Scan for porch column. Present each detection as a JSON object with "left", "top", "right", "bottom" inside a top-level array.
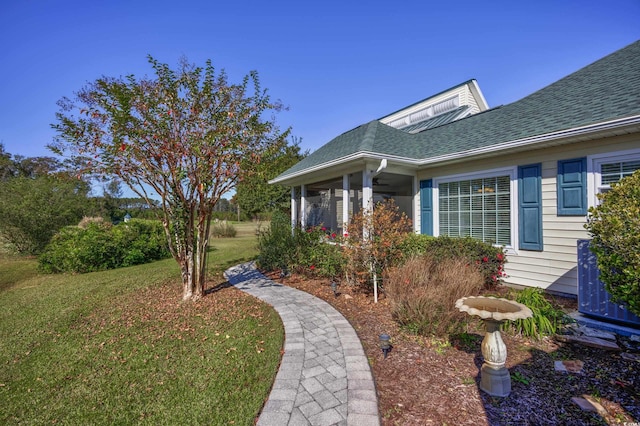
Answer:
[
  {"left": 362, "top": 166, "right": 374, "bottom": 212},
  {"left": 291, "top": 187, "right": 298, "bottom": 232},
  {"left": 300, "top": 184, "right": 307, "bottom": 228},
  {"left": 342, "top": 174, "right": 350, "bottom": 235},
  {"left": 413, "top": 175, "right": 419, "bottom": 233},
  {"left": 363, "top": 165, "right": 377, "bottom": 303},
  {"left": 329, "top": 188, "right": 337, "bottom": 231}
]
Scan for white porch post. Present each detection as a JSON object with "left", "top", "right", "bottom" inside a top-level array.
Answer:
[
  {"left": 342, "top": 174, "right": 350, "bottom": 236},
  {"left": 362, "top": 166, "right": 374, "bottom": 212},
  {"left": 329, "top": 188, "right": 337, "bottom": 231},
  {"left": 413, "top": 175, "right": 419, "bottom": 234},
  {"left": 291, "top": 187, "right": 298, "bottom": 234},
  {"left": 300, "top": 184, "right": 307, "bottom": 228},
  {"left": 362, "top": 165, "right": 378, "bottom": 303}
]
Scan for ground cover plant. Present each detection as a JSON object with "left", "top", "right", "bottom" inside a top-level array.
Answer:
[
  {"left": 503, "top": 287, "right": 570, "bottom": 339},
  {"left": 0, "top": 222, "right": 284, "bottom": 425}
]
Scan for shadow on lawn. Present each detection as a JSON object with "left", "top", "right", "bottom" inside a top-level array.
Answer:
[
  {"left": 450, "top": 331, "right": 639, "bottom": 425},
  {"left": 206, "top": 281, "right": 232, "bottom": 295}
]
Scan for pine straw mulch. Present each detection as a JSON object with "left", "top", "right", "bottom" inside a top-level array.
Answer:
[{"left": 262, "top": 271, "right": 640, "bottom": 426}]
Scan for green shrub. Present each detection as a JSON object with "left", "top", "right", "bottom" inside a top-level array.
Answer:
[
  {"left": 292, "top": 226, "right": 344, "bottom": 279},
  {"left": 38, "top": 219, "right": 170, "bottom": 273},
  {"left": 385, "top": 256, "right": 485, "bottom": 337},
  {"left": 504, "top": 288, "right": 569, "bottom": 339},
  {"left": 211, "top": 211, "right": 240, "bottom": 222},
  {"left": 585, "top": 170, "right": 640, "bottom": 316},
  {"left": 211, "top": 220, "right": 237, "bottom": 238},
  {"left": 256, "top": 211, "right": 295, "bottom": 271},
  {"left": 399, "top": 234, "right": 507, "bottom": 288}
]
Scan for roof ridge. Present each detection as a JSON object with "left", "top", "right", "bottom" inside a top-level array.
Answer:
[{"left": 358, "top": 121, "right": 380, "bottom": 151}]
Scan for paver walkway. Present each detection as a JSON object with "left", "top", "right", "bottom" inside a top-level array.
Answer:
[{"left": 225, "top": 262, "right": 380, "bottom": 426}]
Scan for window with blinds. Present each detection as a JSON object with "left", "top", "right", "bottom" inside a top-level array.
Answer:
[
  {"left": 438, "top": 175, "right": 511, "bottom": 245},
  {"left": 600, "top": 160, "right": 640, "bottom": 186}
]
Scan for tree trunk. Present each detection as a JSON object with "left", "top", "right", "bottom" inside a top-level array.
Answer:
[
  {"left": 163, "top": 203, "right": 209, "bottom": 302},
  {"left": 187, "top": 212, "right": 210, "bottom": 301}
]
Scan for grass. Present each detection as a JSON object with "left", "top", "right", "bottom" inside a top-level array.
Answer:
[{"left": 0, "top": 226, "right": 284, "bottom": 425}]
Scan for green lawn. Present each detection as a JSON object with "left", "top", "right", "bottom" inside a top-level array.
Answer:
[{"left": 0, "top": 228, "right": 283, "bottom": 425}]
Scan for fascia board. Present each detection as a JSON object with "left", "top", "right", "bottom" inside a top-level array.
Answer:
[
  {"left": 268, "top": 152, "right": 421, "bottom": 185},
  {"left": 469, "top": 79, "right": 490, "bottom": 111}
]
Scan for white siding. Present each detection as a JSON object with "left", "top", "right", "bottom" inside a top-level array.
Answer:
[
  {"left": 460, "top": 86, "right": 482, "bottom": 115},
  {"left": 417, "top": 133, "right": 640, "bottom": 295}
]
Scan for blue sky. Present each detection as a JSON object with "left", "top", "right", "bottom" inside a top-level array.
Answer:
[{"left": 1, "top": 0, "right": 639, "bottom": 162}]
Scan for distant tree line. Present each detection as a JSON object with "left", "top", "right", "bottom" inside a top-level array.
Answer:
[{"left": 0, "top": 144, "right": 163, "bottom": 255}]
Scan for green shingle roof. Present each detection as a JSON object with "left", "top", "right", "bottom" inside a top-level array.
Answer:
[{"left": 275, "top": 40, "right": 640, "bottom": 182}]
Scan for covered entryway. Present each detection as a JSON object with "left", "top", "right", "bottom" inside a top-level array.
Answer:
[{"left": 290, "top": 170, "right": 414, "bottom": 235}]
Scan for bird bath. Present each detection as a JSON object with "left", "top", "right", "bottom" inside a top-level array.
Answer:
[{"left": 456, "top": 296, "right": 533, "bottom": 397}]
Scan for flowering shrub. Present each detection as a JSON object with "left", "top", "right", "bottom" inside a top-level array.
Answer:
[
  {"left": 343, "top": 199, "right": 413, "bottom": 290},
  {"left": 399, "top": 234, "right": 507, "bottom": 288},
  {"left": 293, "top": 226, "right": 344, "bottom": 279}
]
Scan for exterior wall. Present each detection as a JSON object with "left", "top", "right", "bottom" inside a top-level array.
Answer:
[
  {"left": 460, "top": 88, "right": 482, "bottom": 115},
  {"left": 416, "top": 133, "right": 640, "bottom": 295}
]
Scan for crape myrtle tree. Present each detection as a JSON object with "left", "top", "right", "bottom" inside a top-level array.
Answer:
[{"left": 51, "top": 56, "right": 290, "bottom": 301}]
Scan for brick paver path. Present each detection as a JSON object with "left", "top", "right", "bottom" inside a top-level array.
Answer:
[{"left": 225, "top": 262, "right": 380, "bottom": 426}]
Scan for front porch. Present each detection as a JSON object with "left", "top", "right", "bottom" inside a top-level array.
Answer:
[{"left": 289, "top": 167, "right": 415, "bottom": 235}]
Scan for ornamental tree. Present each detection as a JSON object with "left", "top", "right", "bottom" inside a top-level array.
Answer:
[
  {"left": 343, "top": 199, "right": 413, "bottom": 298},
  {"left": 51, "top": 56, "right": 289, "bottom": 301}
]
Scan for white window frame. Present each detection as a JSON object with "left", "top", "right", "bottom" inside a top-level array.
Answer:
[
  {"left": 433, "top": 166, "right": 518, "bottom": 253},
  {"left": 588, "top": 147, "right": 640, "bottom": 207}
]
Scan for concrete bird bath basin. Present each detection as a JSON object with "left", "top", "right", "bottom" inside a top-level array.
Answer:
[{"left": 456, "top": 296, "right": 533, "bottom": 397}]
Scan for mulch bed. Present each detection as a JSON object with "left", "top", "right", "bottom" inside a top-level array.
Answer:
[{"left": 263, "top": 271, "right": 640, "bottom": 425}]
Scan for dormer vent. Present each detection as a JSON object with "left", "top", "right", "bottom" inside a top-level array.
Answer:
[
  {"left": 432, "top": 96, "right": 459, "bottom": 115},
  {"left": 387, "top": 96, "right": 460, "bottom": 129}
]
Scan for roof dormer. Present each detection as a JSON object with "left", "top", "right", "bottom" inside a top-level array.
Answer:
[{"left": 379, "top": 79, "right": 488, "bottom": 133}]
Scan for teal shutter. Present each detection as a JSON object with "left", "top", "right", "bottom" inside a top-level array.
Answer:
[
  {"left": 518, "top": 164, "right": 543, "bottom": 251},
  {"left": 420, "top": 179, "right": 433, "bottom": 236},
  {"left": 557, "top": 158, "right": 587, "bottom": 216}
]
